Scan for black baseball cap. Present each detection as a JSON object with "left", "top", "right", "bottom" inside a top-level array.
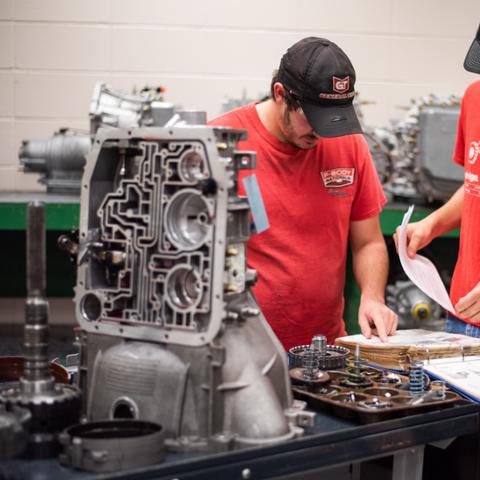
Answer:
[
  {"left": 464, "top": 24, "right": 480, "bottom": 74},
  {"left": 277, "top": 37, "right": 362, "bottom": 138}
]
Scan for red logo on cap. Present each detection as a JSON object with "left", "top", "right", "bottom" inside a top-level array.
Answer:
[{"left": 333, "top": 76, "right": 350, "bottom": 93}]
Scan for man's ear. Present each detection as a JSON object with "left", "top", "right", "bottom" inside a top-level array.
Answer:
[{"left": 273, "top": 82, "right": 287, "bottom": 103}]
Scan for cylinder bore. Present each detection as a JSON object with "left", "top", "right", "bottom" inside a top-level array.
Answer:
[
  {"left": 164, "top": 190, "right": 211, "bottom": 250},
  {"left": 80, "top": 293, "right": 102, "bottom": 322},
  {"left": 179, "top": 150, "right": 206, "bottom": 183},
  {"left": 165, "top": 265, "right": 202, "bottom": 310}
]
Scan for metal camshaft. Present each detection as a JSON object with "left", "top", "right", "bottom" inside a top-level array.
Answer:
[{"left": 0, "top": 202, "right": 81, "bottom": 458}]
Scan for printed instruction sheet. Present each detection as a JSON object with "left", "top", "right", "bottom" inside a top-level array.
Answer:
[{"left": 398, "top": 205, "right": 454, "bottom": 312}]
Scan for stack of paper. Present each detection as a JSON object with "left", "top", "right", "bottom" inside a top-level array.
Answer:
[
  {"left": 424, "top": 355, "right": 480, "bottom": 402},
  {"left": 335, "top": 329, "right": 480, "bottom": 370}
]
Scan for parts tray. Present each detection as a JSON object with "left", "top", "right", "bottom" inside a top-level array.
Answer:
[{"left": 292, "top": 367, "right": 461, "bottom": 424}]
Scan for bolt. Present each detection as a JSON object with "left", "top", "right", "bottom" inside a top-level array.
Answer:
[
  {"left": 240, "top": 307, "right": 259, "bottom": 318},
  {"left": 241, "top": 468, "right": 251, "bottom": 479}
]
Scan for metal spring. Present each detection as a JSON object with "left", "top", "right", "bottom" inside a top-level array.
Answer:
[{"left": 409, "top": 361, "right": 425, "bottom": 395}]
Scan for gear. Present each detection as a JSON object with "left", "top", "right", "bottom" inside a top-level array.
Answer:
[
  {"left": 289, "top": 344, "right": 350, "bottom": 370},
  {"left": 0, "top": 404, "right": 31, "bottom": 460},
  {"left": 0, "top": 375, "right": 81, "bottom": 458}
]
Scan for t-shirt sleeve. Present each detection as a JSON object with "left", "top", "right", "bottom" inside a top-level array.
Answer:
[
  {"left": 208, "top": 110, "right": 242, "bottom": 129},
  {"left": 350, "top": 135, "right": 387, "bottom": 221},
  {"left": 453, "top": 93, "right": 467, "bottom": 166}
]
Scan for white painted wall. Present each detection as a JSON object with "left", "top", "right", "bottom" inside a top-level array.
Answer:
[{"left": 0, "top": 0, "right": 478, "bottom": 193}]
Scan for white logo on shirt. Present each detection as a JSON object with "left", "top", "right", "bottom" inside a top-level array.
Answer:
[
  {"left": 465, "top": 171, "right": 479, "bottom": 183},
  {"left": 468, "top": 141, "right": 480, "bottom": 165}
]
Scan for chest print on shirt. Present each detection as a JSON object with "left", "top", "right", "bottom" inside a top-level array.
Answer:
[
  {"left": 468, "top": 140, "right": 480, "bottom": 165},
  {"left": 465, "top": 169, "right": 480, "bottom": 197},
  {"left": 320, "top": 167, "right": 355, "bottom": 188},
  {"left": 465, "top": 140, "right": 480, "bottom": 197}
]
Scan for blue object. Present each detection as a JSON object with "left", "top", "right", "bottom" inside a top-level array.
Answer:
[
  {"left": 445, "top": 314, "right": 480, "bottom": 338},
  {"left": 242, "top": 174, "right": 269, "bottom": 234}
]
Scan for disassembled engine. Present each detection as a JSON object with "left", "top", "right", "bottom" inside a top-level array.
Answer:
[
  {"left": 376, "top": 94, "right": 464, "bottom": 203},
  {"left": 19, "top": 83, "right": 174, "bottom": 194},
  {"left": 291, "top": 349, "right": 455, "bottom": 424},
  {"left": 73, "top": 115, "right": 306, "bottom": 452},
  {"left": 386, "top": 279, "right": 444, "bottom": 331},
  {"left": 19, "top": 129, "right": 91, "bottom": 195}
]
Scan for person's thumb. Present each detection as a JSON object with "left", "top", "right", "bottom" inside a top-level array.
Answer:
[{"left": 407, "top": 231, "right": 422, "bottom": 258}]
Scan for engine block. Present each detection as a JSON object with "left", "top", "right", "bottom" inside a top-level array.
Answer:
[
  {"left": 74, "top": 122, "right": 303, "bottom": 451},
  {"left": 76, "top": 129, "right": 239, "bottom": 346}
]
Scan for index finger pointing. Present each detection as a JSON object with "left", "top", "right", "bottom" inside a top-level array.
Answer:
[{"left": 372, "top": 316, "right": 388, "bottom": 343}]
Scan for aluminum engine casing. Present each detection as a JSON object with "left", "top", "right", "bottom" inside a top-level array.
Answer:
[
  {"left": 75, "top": 125, "right": 298, "bottom": 451},
  {"left": 387, "top": 95, "right": 463, "bottom": 202}
]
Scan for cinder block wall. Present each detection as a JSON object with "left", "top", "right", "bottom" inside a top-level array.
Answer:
[{"left": 0, "top": 0, "right": 478, "bottom": 192}]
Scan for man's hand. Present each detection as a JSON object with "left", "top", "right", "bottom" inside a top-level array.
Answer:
[
  {"left": 393, "top": 217, "right": 435, "bottom": 259},
  {"left": 358, "top": 296, "right": 398, "bottom": 342},
  {"left": 455, "top": 282, "right": 480, "bottom": 323}
]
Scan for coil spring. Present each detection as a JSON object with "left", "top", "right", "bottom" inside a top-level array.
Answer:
[{"left": 409, "top": 361, "right": 425, "bottom": 395}]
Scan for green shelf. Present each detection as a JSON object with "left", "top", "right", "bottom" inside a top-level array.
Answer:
[
  {"left": 379, "top": 205, "right": 460, "bottom": 238},
  {"left": 0, "top": 202, "right": 79, "bottom": 230}
]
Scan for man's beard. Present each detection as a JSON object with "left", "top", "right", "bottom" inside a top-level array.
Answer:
[{"left": 282, "top": 109, "right": 318, "bottom": 149}]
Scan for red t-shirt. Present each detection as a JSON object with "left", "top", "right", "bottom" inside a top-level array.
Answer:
[
  {"left": 210, "top": 104, "right": 386, "bottom": 350},
  {"left": 450, "top": 80, "right": 480, "bottom": 323}
]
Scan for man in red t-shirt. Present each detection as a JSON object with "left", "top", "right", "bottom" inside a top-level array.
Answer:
[
  {"left": 395, "top": 25, "right": 480, "bottom": 337},
  {"left": 210, "top": 37, "right": 397, "bottom": 350}
]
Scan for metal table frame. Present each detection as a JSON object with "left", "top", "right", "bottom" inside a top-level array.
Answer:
[{"left": 1, "top": 401, "right": 478, "bottom": 480}]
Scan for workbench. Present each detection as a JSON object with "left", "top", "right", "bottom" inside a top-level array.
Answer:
[
  {"left": 0, "top": 194, "right": 477, "bottom": 479},
  {"left": 0, "top": 401, "right": 478, "bottom": 480}
]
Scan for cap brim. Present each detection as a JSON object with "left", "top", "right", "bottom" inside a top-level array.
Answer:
[
  {"left": 464, "top": 38, "right": 480, "bottom": 74},
  {"left": 300, "top": 101, "right": 363, "bottom": 138}
]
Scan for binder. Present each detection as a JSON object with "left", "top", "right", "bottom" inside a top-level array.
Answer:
[{"left": 335, "top": 329, "right": 480, "bottom": 371}]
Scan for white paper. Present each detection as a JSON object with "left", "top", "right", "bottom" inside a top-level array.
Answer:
[
  {"left": 338, "top": 329, "right": 480, "bottom": 347},
  {"left": 398, "top": 205, "right": 454, "bottom": 312},
  {"left": 425, "top": 356, "right": 480, "bottom": 402}
]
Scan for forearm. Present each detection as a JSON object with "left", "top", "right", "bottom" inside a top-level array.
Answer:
[
  {"left": 426, "top": 186, "right": 464, "bottom": 238},
  {"left": 352, "top": 240, "right": 389, "bottom": 301},
  {"left": 350, "top": 216, "right": 397, "bottom": 340}
]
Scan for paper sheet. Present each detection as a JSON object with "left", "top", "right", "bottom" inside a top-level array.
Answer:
[
  {"left": 425, "top": 356, "right": 480, "bottom": 402},
  {"left": 338, "top": 329, "right": 480, "bottom": 346},
  {"left": 398, "top": 205, "right": 454, "bottom": 312}
]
